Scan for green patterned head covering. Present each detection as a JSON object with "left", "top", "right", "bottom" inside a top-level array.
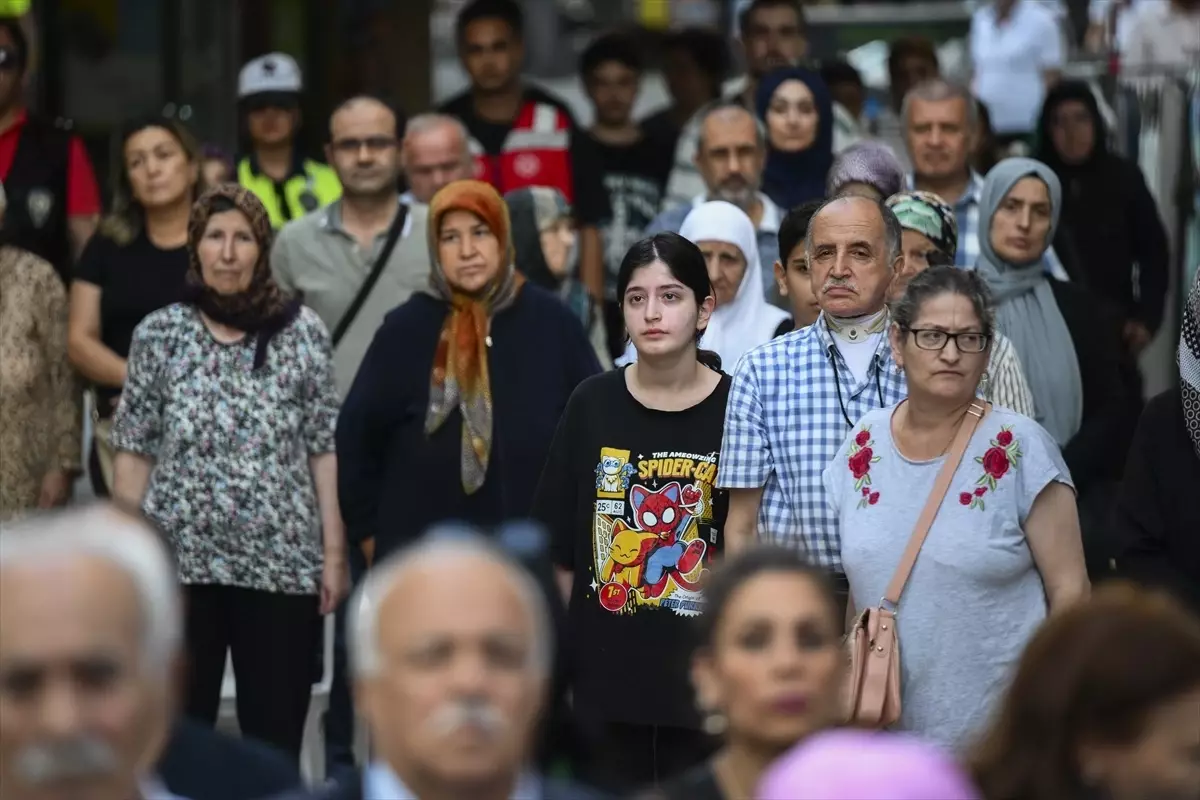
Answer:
[{"left": 885, "top": 190, "right": 958, "bottom": 261}]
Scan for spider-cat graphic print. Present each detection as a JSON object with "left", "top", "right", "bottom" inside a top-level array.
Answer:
[{"left": 590, "top": 447, "right": 720, "bottom": 616}]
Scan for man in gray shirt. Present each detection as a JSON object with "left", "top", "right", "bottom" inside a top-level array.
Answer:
[
  {"left": 268, "top": 94, "right": 431, "bottom": 785},
  {"left": 271, "top": 96, "right": 432, "bottom": 399}
]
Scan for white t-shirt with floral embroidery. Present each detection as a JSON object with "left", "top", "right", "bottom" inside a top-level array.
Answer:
[{"left": 823, "top": 403, "right": 1072, "bottom": 752}]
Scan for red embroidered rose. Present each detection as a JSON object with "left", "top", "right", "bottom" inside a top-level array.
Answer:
[
  {"left": 996, "top": 430, "right": 1013, "bottom": 446},
  {"left": 975, "top": 486, "right": 987, "bottom": 496},
  {"left": 982, "top": 447, "right": 1010, "bottom": 479},
  {"left": 862, "top": 487, "right": 870, "bottom": 496},
  {"left": 849, "top": 448, "right": 873, "bottom": 479},
  {"left": 959, "top": 492, "right": 972, "bottom": 505},
  {"left": 855, "top": 430, "right": 871, "bottom": 446},
  {"left": 868, "top": 492, "right": 880, "bottom": 505}
]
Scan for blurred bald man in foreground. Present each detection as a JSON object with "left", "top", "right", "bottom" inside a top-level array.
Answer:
[
  {"left": 0, "top": 504, "right": 184, "bottom": 800},
  {"left": 272, "top": 527, "right": 607, "bottom": 800}
]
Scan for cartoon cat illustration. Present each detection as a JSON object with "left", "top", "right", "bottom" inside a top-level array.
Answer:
[
  {"left": 595, "top": 450, "right": 635, "bottom": 495},
  {"left": 600, "top": 520, "right": 659, "bottom": 588}
]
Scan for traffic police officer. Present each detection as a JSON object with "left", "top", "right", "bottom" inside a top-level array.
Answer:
[
  {"left": 0, "top": 15, "right": 100, "bottom": 282},
  {"left": 236, "top": 52, "right": 340, "bottom": 228}
]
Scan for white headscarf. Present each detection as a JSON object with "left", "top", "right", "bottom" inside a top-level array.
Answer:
[{"left": 680, "top": 201, "right": 788, "bottom": 371}]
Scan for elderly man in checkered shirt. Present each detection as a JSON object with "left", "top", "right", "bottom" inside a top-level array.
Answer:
[{"left": 719, "top": 194, "right": 908, "bottom": 609}]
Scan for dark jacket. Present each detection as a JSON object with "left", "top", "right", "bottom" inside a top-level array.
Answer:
[
  {"left": 267, "top": 772, "right": 612, "bottom": 800},
  {"left": 1112, "top": 389, "right": 1200, "bottom": 617},
  {"left": 1051, "top": 280, "right": 1141, "bottom": 495},
  {"left": 1036, "top": 81, "right": 1170, "bottom": 333},
  {"left": 335, "top": 285, "right": 601, "bottom": 560},
  {"left": 157, "top": 718, "right": 301, "bottom": 800}
]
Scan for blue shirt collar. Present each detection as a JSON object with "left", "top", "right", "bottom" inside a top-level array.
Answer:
[{"left": 364, "top": 762, "right": 542, "bottom": 800}]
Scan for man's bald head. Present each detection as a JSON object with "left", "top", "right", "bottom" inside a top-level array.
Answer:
[
  {"left": 805, "top": 194, "right": 903, "bottom": 317},
  {"left": 350, "top": 530, "right": 551, "bottom": 678},
  {"left": 330, "top": 95, "right": 400, "bottom": 139},
  {"left": 402, "top": 113, "right": 475, "bottom": 203},
  {"left": 695, "top": 103, "right": 765, "bottom": 209},
  {"left": 0, "top": 504, "right": 181, "bottom": 676},
  {"left": 349, "top": 528, "right": 551, "bottom": 790},
  {"left": 0, "top": 504, "right": 179, "bottom": 800}
]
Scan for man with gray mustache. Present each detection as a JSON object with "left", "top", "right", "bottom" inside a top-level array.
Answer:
[
  {"left": 271, "top": 528, "right": 607, "bottom": 800},
  {"left": 719, "top": 194, "right": 908, "bottom": 619},
  {"left": 0, "top": 504, "right": 186, "bottom": 800}
]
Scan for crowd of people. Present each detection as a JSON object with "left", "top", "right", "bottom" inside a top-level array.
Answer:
[{"left": 0, "top": 1, "right": 1198, "bottom": 799}]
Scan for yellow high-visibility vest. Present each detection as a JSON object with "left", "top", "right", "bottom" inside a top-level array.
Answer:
[{"left": 236, "top": 157, "right": 341, "bottom": 228}]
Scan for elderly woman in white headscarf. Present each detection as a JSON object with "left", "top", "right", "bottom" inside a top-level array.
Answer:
[
  {"left": 680, "top": 201, "right": 790, "bottom": 370},
  {"left": 0, "top": 180, "right": 81, "bottom": 518},
  {"left": 617, "top": 201, "right": 788, "bottom": 371}
]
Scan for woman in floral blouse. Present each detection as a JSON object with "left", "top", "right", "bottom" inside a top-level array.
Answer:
[
  {"left": 111, "top": 184, "right": 347, "bottom": 760},
  {"left": 824, "top": 266, "right": 1088, "bottom": 753},
  {"left": 0, "top": 181, "right": 80, "bottom": 518}
]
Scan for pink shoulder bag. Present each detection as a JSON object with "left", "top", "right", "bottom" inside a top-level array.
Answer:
[{"left": 843, "top": 400, "right": 990, "bottom": 728}]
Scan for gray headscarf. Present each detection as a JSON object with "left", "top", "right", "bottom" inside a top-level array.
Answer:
[
  {"left": 974, "top": 158, "right": 1083, "bottom": 445},
  {"left": 1180, "top": 269, "right": 1200, "bottom": 459}
]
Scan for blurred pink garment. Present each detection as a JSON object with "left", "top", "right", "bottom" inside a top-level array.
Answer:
[{"left": 757, "top": 729, "right": 980, "bottom": 800}]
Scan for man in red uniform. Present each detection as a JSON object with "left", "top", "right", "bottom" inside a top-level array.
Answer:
[
  {"left": 0, "top": 16, "right": 100, "bottom": 282},
  {"left": 440, "top": 0, "right": 610, "bottom": 300}
]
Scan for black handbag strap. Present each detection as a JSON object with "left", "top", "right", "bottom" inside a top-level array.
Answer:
[{"left": 331, "top": 204, "right": 408, "bottom": 347}]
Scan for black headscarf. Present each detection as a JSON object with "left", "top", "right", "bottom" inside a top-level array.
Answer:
[{"left": 1034, "top": 80, "right": 1170, "bottom": 330}]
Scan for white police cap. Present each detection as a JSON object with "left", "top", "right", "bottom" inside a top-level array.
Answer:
[{"left": 238, "top": 53, "right": 302, "bottom": 98}]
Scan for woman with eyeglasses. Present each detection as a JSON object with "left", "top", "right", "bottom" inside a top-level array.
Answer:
[
  {"left": 825, "top": 265, "right": 1089, "bottom": 753},
  {"left": 886, "top": 190, "right": 1036, "bottom": 418}
]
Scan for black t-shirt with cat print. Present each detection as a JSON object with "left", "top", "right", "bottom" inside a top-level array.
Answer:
[{"left": 532, "top": 366, "right": 731, "bottom": 729}]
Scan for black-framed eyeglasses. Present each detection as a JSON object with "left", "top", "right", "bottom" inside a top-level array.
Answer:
[{"left": 906, "top": 329, "right": 991, "bottom": 353}]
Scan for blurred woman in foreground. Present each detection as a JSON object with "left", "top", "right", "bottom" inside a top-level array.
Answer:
[
  {"left": 655, "top": 546, "right": 845, "bottom": 800},
  {"left": 972, "top": 583, "right": 1200, "bottom": 800}
]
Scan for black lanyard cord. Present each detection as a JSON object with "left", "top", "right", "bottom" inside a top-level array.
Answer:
[{"left": 828, "top": 346, "right": 885, "bottom": 428}]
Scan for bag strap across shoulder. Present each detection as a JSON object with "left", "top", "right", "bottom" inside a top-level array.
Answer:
[
  {"left": 331, "top": 202, "right": 408, "bottom": 348},
  {"left": 883, "top": 400, "right": 990, "bottom": 606}
]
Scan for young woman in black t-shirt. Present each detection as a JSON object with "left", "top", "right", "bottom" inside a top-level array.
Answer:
[
  {"left": 532, "top": 232, "right": 732, "bottom": 794},
  {"left": 68, "top": 116, "right": 203, "bottom": 495}
]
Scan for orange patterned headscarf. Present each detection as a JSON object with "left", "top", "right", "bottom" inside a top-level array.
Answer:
[{"left": 425, "top": 180, "right": 525, "bottom": 494}]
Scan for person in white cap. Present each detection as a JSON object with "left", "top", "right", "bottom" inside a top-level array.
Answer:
[{"left": 236, "top": 52, "right": 340, "bottom": 228}]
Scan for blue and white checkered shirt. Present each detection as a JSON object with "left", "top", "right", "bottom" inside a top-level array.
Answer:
[
  {"left": 905, "top": 171, "right": 1069, "bottom": 280},
  {"left": 718, "top": 315, "right": 908, "bottom": 571}
]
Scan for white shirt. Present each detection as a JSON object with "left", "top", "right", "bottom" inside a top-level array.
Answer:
[
  {"left": 1122, "top": 2, "right": 1200, "bottom": 73},
  {"left": 1089, "top": 0, "right": 1168, "bottom": 53},
  {"left": 970, "top": 0, "right": 1065, "bottom": 134},
  {"left": 364, "top": 762, "right": 543, "bottom": 800}
]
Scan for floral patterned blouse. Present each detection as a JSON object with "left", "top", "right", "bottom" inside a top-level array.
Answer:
[
  {"left": 111, "top": 303, "right": 338, "bottom": 595},
  {"left": 0, "top": 247, "right": 81, "bottom": 518}
]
